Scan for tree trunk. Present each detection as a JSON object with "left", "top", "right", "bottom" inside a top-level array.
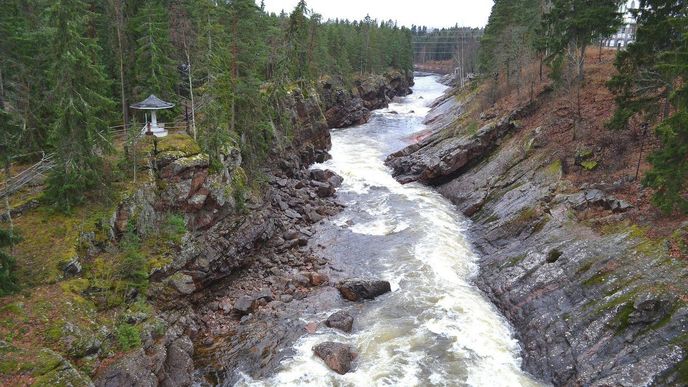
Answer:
[
  {"left": 578, "top": 43, "right": 587, "bottom": 82},
  {"left": 3, "top": 162, "right": 12, "bottom": 232},
  {"left": 663, "top": 86, "right": 672, "bottom": 120},
  {"left": 116, "top": 22, "right": 128, "bottom": 129},
  {"left": 230, "top": 12, "right": 238, "bottom": 134},
  {"left": 184, "top": 43, "right": 197, "bottom": 141}
]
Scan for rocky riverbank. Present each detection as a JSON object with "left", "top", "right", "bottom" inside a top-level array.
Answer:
[
  {"left": 385, "top": 75, "right": 688, "bottom": 385},
  {"left": 320, "top": 70, "right": 414, "bottom": 128},
  {"left": 93, "top": 72, "right": 412, "bottom": 386}
]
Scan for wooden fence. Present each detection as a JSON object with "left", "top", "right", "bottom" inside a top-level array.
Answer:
[{"left": 0, "top": 153, "right": 55, "bottom": 199}]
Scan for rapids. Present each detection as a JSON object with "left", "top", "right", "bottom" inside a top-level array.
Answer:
[{"left": 237, "top": 74, "right": 543, "bottom": 387}]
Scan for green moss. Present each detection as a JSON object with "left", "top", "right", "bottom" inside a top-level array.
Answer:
[
  {"left": 515, "top": 207, "right": 538, "bottom": 223},
  {"left": 674, "top": 359, "right": 688, "bottom": 384},
  {"left": 465, "top": 121, "right": 480, "bottom": 135},
  {"left": 59, "top": 279, "right": 90, "bottom": 294},
  {"left": 0, "top": 302, "right": 23, "bottom": 315},
  {"left": 583, "top": 270, "right": 608, "bottom": 287},
  {"left": 545, "top": 159, "right": 563, "bottom": 178},
  {"left": 161, "top": 213, "right": 186, "bottom": 244},
  {"left": 155, "top": 133, "right": 201, "bottom": 156},
  {"left": 501, "top": 254, "right": 527, "bottom": 268},
  {"left": 232, "top": 167, "right": 248, "bottom": 211},
  {"left": 575, "top": 260, "right": 594, "bottom": 276},
  {"left": 576, "top": 148, "right": 594, "bottom": 160},
  {"left": 581, "top": 160, "right": 598, "bottom": 170},
  {"left": 612, "top": 302, "right": 635, "bottom": 333},
  {"left": 45, "top": 321, "right": 65, "bottom": 342}
]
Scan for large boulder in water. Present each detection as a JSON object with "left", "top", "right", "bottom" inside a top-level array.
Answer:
[
  {"left": 312, "top": 342, "right": 357, "bottom": 374},
  {"left": 337, "top": 279, "right": 391, "bottom": 301},
  {"left": 325, "top": 310, "right": 354, "bottom": 333}
]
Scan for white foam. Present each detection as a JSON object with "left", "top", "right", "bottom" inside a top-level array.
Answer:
[{"left": 243, "top": 75, "right": 544, "bottom": 387}]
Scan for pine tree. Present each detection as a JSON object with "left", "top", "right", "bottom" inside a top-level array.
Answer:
[{"left": 45, "top": 0, "right": 115, "bottom": 211}]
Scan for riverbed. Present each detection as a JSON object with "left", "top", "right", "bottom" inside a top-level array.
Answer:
[{"left": 238, "top": 74, "right": 541, "bottom": 386}]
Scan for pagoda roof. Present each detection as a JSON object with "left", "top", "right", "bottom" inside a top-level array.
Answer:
[{"left": 130, "top": 94, "right": 174, "bottom": 110}]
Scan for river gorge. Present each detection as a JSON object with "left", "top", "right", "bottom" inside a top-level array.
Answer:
[{"left": 232, "top": 74, "right": 542, "bottom": 386}]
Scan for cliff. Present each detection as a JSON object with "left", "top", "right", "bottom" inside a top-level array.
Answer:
[
  {"left": 386, "top": 52, "right": 687, "bottom": 385},
  {"left": 0, "top": 72, "right": 413, "bottom": 386}
]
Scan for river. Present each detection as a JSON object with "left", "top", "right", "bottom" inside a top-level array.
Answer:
[{"left": 238, "top": 74, "right": 542, "bottom": 386}]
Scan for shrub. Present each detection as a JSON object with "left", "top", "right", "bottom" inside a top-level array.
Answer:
[{"left": 115, "top": 323, "right": 141, "bottom": 351}]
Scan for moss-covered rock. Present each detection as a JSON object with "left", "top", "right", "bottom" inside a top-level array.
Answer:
[{"left": 155, "top": 134, "right": 201, "bottom": 156}]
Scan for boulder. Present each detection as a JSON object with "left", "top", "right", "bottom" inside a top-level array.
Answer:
[
  {"left": 233, "top": 295, "right": 254, "bottom": 315},
  {"left": 309, "top": 272, "right": 329, "bottom": 286},
  {"left": 337, "top": 279, "right": 391, "bottom": 301},
  {"left": 310, "top": 169, "right": 344, "bottom": 188},
  {"left": 312, "top": 342, "right": 357, "bottom": 374},
  {"left": 325, "top": 311, "right": 354, "bottom": 333},
  {"left": 167, "top": 273, "right": 196, "bottom": 295}
]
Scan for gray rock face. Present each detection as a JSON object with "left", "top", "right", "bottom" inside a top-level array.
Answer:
[
  {"left": 385, "top": 105, "right": 532, "bottom": 185},
  {"left": 337, "top": 279, "right": 391, "bottom": 301},
  {"left": 320, "top": 72, "right": 413, "bottom": 128},
  {"left": 312, "top": 342, "right": 357, "bottom": 374},
  {"left": 325, "top": 310, "right": 354, "bottom": 333},
  {"left": 386, "top": 84, "right": 688, "bottom": 385}
]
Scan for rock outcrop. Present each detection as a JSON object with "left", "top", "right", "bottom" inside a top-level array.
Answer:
[
  {"left": 387, "top": 80, "right": 688, "bottom": 385},
  {"left": 320, "top": 71, "right": 413, "bottom": 128},
  {"left": 96, "top": 71, "right": 412, "bottom": 386}
]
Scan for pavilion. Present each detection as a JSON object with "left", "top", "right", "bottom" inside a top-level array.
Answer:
[{"left": 130, "top": 94, "right": 174, "bottom": 137}]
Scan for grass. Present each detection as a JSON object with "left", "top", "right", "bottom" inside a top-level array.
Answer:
[
  {"left": 545, "top": 159, "right": 563, "bottom": 178},
  {"left": 500, "top": 254, "right": 527, "bottom": 269}
]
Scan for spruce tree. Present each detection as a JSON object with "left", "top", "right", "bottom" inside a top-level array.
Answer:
[
  {"left": 132, "top": 0, "right": 178, "bottom": 103},
  {"left": 0, "top": 227, "right": 19, "bottom": 296},
  {"left": 542, "top": 0, "right": 622, "bottom": 81},
  {"left": 45, "top": 0, "right": 115, "bottom": 211},
  {"left": 623, "top": 1, "right": 688, "bottom": 213}
]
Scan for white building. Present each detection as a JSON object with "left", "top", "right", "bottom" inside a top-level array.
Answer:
[{"left": 605, "top": 0, "right": 637, "bottom": 49}]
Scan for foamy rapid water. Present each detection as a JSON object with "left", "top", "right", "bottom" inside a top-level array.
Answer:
[{"left": 235, "top": 74, "right": 544, "bottom": 387}]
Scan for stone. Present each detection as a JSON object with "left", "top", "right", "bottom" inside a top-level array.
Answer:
[
  {"left": 310, "top": 272, "right": 329, "bottom": 286},
  {"left": 280, "top": 294, "right": 293, "bottom": 303},
  {"left": 187, "top": 193, "right": 208, "bottom": 209},
  {"left": 284, "top": 230, "right": 300, "bottom": 240},
  {"left": 255, "top": 288, "right": 274, "bottom": 303},
  {"left": 305, "top": 322, "right": 318, "bottom": 334},
  {"left": 233, "top": 295, "right": 254, "bottom": 315},
  {"left": 219, "top": 298, "right": 233, "bottom": 313},
  {"left": 337, "top": 279, "right": 391, "bottom": 301},
  {"left": 167, "top": 273, "right": 196, "bottom": 295},
  {"left": 325, "top": 310, "right": 354, "bottom": 333},
  {"left": 292, "top": 273, "right": 311, "bottom": 287},
  {"left": 628, "top": 293, "right": 672, "bottom": 325},
  {"left": 285, "top": 209, "right": 302, "bottom": 219},
  {"left": 312, "top": 342, "right": 357, "bottom": 375}
]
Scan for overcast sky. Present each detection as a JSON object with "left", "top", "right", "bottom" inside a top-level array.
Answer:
[{"left": 261, "top": 0, "right": 494, "bottom": 29}]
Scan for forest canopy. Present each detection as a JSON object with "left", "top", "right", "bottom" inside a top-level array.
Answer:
[{"left": 0, "top": 0, "right": 413, "bottom": 210}]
